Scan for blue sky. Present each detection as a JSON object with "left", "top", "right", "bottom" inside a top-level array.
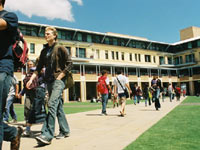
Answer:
[{"left": 6, "top": 0, "right": 200, "bottom": 43}]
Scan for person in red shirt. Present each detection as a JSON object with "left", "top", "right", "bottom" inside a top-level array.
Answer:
[
  {"left": 175, "top": 85, "right": 181, "bottom": 101},
  {"left": 97, "top": 70, "right": 112, "bottom": 115}
]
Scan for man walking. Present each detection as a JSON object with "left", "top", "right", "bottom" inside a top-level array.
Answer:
[
  {"left": 113, "top": 70, "right": 132, "bottom": 117},
  {"left": 0, "top": 0, "right": 23, "bottom": 149},
  {"left": 26, "top": 26, "right": 72, "bottom": 145},
  {"left": 97, "top": 70, "right": 112, "bottom": 115}
]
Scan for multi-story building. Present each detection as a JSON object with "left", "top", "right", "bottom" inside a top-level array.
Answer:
[{"left": 15, "top": 22, "right": 200, "bottom": 103}]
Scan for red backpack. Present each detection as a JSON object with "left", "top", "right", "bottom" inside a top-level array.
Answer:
[
  {"left": 13, "top": 29, "right": 29, "bottom": 69},
  {"left": 97, "top": 76, "right": 107, "bottom": 94}
]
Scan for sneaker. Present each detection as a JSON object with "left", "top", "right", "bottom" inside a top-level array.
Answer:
[
  {"left": 11, "top": 126, "right": 23, "bottom": 150},
  {"left": 56, "top": 133, "right": 70, "bottom": 139},
  {"left": 22, "top": 130, "right": 32, "bottom": 137},
  {"left": 35, "top": 135, "right": 51, "bottom": 145}
]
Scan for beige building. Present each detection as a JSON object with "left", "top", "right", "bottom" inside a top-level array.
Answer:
[{"left": 16, "top": 22, "right": 200, "bottom": 103}]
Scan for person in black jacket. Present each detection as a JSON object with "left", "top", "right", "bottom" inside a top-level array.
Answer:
[{"left": 0, "top": 1, "right": 23, "bottom": 149}]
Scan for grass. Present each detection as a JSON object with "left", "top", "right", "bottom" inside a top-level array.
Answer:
[
  {"left": 124, "top": 96, "right": 200, "bottom": 150},
  {"left": 14, "top": 99, "right": 134, "bottom": 121}
]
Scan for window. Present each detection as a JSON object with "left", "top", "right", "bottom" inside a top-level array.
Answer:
[
  {"left": 159, "top": 56, "right": 165, "bottom": 65},
  {"left": 168, "top": 57, "right": 172, "bottom": 64},
  {"left": 87, "top": 35, "right": 92, "bottom": 43},
  {"left": 105, "top": 50, "right": 108, "bottom": 59},
  {"left": 138, "top": 54, "right": 141, "bottom": 62},
  {"left": 188, "top": 42, "right": 192, "bottom": 49},
  {"left": 113, "top": 38, "right": 117, "bottom": 45},
  {"left": 121, "top": 52, "right": 124, "bottom": 60},
  {"left": 185, "top": 54, "right": 195, "bottom": 63},
  {"left": 112, "top": 51, "right": 115, "bottom": 60},
  {"left": 153, "top": 56, "right": 156, "bottom": 63},
  {"left": 77, "top": 33, "right": 82, "bottom": 41},
  {"left": 76, "top": 48, "right": 86, "bottom": 58},
  {"left": 116, "top": 52, "right": 119, "bottom": 60},
  {"left": 30, "top": 43, "right": 35, "bottom": 54},
  {"left": 130, "top": 53, "right": 132, "bottom": 61},
  {"left": 145, "top": 55, "right": 151, "bottom": 62}
]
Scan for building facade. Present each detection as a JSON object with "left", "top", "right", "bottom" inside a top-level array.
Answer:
[{"left": 15, "top": 22, "right": 200, "bottom": 103}]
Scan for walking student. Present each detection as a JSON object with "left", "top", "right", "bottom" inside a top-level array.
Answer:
[
  {"left": 97, "top": 70, "right": 112, "bottom": 115},
  {"left": 26, "top": 26, "right": 72, "bottom": 145},
  {"left": 113, "top": 70, "right": 132, "bottom": 117},
  {"left": 0, "top": 0, "right": 23, "bottom": 149}
]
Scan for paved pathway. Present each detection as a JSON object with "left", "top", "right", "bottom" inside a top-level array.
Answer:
[{"left": 3, "top": 97, "right": 185, "bottom": 150}]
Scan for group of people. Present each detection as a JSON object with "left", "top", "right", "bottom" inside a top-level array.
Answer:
[
  {"left": 97, "top": 73, "right": 185, "bottom": 116},
  {"left": 0, "top": 1, "right": 72, "bottom": 149}
]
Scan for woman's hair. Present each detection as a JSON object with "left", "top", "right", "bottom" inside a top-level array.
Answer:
[{"left": 45, "top": 26, "right": 58, "bottom": 40}]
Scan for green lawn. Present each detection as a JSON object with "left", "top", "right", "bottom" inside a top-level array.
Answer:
[
  {"left": 14, "top": 99, "right": 134, "bottom": 121},
  {"left": 124, "top": 96, "right": 200, "bottom": 150}
]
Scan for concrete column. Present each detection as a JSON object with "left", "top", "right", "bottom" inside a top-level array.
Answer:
[
  {"left": 189, "top": 80, "right": 195, "bottom": 96},
  {"left": 63, "top": 89, "right": 69, "bottom": 103},
  {"left": 80, "top": 81, "right": 86, "bottom": 102}
]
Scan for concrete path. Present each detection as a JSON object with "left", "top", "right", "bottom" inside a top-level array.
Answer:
[{"left": 3, "top": 97, "right": 185, "bottom": 150}]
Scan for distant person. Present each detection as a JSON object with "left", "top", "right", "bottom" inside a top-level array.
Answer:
[
  {"left": 131, "top": 84, "right": 137, "bottom": 105},
  {"left": 97, "top": 70, "right": 112, "bottom": 115},
  {"left": 175, "top": 85, "right": 181, "bottom": 101},
  {"left": 0, "top": 1, "right": 23, "bottom": 149},
  {"left": 143, "top": 83, "right": 150, "bottom": 107},
  {"left": 113, "top": 70, "right": 132, "bottom": 117},
  {"left": 3, "top": 75, "right": 19, "bottom": 123},
  {"left": 136, "top": 86, "right": 142, "bottom": 104},
  {"left": 168, "top": 83, "right": 173, "bottom": 102}
]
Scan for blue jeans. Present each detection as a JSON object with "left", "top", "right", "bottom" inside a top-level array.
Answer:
[
  {"left": 101, "top": 94, "right": 108, "bottom": 114},
  {"left": 3, "top": 95, "right": 17, "bottom": 121},
  {"left": 133, "top": 95, "right": 137, "bottom": 104},
  {"left": 41, "top": 80, "right": 70, "bottom": 141},
  {"left": 0, "top": 72, "right": 17, "bottom": 149}
]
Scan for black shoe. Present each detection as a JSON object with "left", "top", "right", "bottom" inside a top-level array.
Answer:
[
  {"left": 56, "top": 133, "right": 70, "bottom": 139},
  {"left": 11, "top": 126, "right": 23, "bottom": 150},
  {"left": 36, "top": 135, "right": 51, "bottom": 145}
]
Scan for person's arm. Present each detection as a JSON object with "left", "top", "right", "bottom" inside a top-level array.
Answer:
[
  {"left": 0, "top": 18, "right": 7, "bottom": 30},
  {"left": 125, "top": 83, "right": 132, "bottom": 94},
  {"left": 15, "top": 84, "right": 19, "bottom": 97},
  {"left": 26, "top": 73, "right": 37, "bottom": 89}
]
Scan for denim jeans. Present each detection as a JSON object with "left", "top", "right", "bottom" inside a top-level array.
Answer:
[
  {"left": 101, "top": 94, "right": 108, "bottom": 114},
  {"left": 3, "top": 95, "right": 17, "bottom": 122},
  {"left": 0, "top": 72, "right": 17, "bottom": 149},
  {"left": 133, "top": 95, "right": 137, "bottom": 104},
  {"left": 41, "top": 80, "right": 70, "bottom": 141}
]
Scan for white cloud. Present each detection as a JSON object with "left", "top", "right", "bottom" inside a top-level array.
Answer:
[{"left": 5, "top": 0, "right": 83, "bottom": 22}]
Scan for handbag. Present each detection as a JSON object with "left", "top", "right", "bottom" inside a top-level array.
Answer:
[
  {"left": 64, "top": 71, "right": 74, "bottom": 89},
  {"left": 116, "top": 77, "right": 129, "bottom": 98}
]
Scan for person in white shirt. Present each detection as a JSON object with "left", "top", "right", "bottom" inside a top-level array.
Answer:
[{"left": 113, "top": 70, "right": 132, "bottom": 117}]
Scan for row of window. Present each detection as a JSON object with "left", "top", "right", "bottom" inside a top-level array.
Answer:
[
  {"left": 72, "top": 64, "right": 178, "bottom": 77},
  {"left": 19, "top": 24, "right": 200, "bottom": 54},
  {"left": 29, "top": 42, "right": 197, "bottom": 66}
]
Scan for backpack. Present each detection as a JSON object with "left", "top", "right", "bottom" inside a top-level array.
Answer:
[
  {"left": 0, "top": 11, "right": 29, "bottom": 69},
  {"left": 13, "top": 29, "right": 29, "bottom": 69},
  {"left": 97, "top": 76, "right": 107, "bottom": 94}
]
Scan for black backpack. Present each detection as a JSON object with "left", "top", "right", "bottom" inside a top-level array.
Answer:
[{"left": 0, "top": 11, "right": 29, "bottom": 69}]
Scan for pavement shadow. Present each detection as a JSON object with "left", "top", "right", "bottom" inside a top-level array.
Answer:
[{"left": 86, "top": 114, "right": 119, "bottom": 117}]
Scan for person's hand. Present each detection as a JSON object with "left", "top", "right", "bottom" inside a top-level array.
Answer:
[{"left": 17, "top": 94, "right": 22, "bottom": 99}]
